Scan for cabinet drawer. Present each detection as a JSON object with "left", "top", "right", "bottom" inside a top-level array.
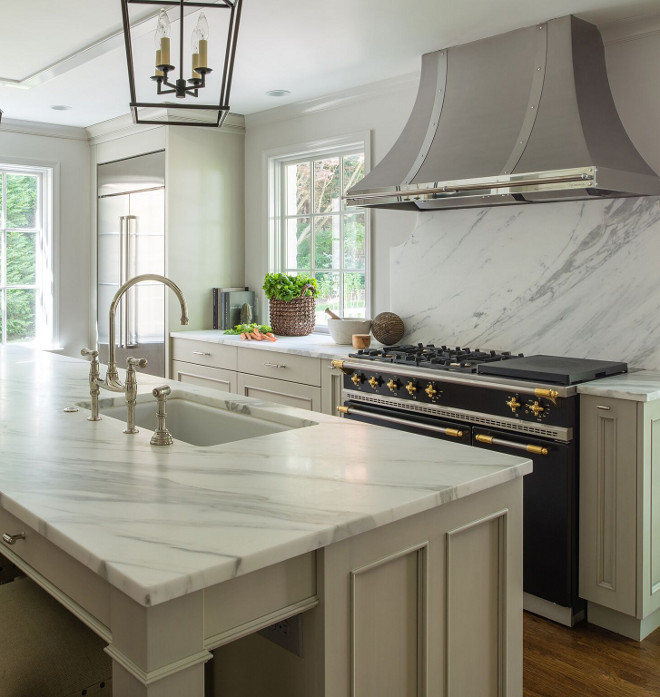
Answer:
[
  {"left": 171, "top": 338, "right": 237, "bottom": 370},
  {"left": 238, "top": 350, "right": 321, "bottom": 386},
  {"left": 171, "top": 360, "right": 238, "bottom": 394},
  {"left": 0, "top": 506, "right": 110, "bottom": 628},
  {"left": 237, "top": 373, "right": 321, "bottom": 412}
]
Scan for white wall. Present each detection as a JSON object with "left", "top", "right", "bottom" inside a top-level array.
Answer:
[
  {"left": 0, "top": 122, "right": 91, "bottom": 357},
  {"left": 244, "top": 76, "right": 419, "bottom": 322}
]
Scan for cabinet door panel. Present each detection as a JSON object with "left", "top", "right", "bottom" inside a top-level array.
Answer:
[
  {"left": 237, "top": 373, "right": 320, "bottom": 412},
  {"left": 579, "top": 396, "right": 637, "bottom": 615}
]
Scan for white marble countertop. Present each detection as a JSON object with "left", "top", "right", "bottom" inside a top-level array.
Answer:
[
  {"left": 170, "top": 329, "right": 362, "bottom": 360},
  {"left": 0, "top": 345, "right": 531, "bottom": 608},
  {"left": 577, "top": 370, "right": 660, "bottom": 402}
]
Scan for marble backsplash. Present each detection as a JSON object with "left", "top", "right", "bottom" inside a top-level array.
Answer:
[{"left": 390, "top": 195, "right": 660, "bottom": 370}]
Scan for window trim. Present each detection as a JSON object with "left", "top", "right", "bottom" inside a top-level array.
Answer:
[
  {"left": 0, "top": 159, "right": 57, "bottom": 348},
  {"left": 266, "top": 132, "right": 372, "bottom": 331}
]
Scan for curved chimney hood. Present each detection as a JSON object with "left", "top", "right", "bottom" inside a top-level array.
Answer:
[{"left": 345, "top": 15, "right": 660, "bottom": 211}]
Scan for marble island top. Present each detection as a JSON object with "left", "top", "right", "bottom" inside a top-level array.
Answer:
[{"left": 0, "top": 345, "right": 531, "bottom": 608}]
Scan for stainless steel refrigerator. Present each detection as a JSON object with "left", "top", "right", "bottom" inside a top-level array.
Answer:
[{"left": 97, "top": 150, "right": 166, "bottom": 377}]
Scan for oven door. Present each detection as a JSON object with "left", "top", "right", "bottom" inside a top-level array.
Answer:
[
  {"left": 472, "top": 426, "right": 579, "bottom": 609},
  {"left": 341, "top": 400, "right": 471, "bottom": 444}
]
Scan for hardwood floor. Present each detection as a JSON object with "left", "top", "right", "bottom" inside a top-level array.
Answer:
[{"left": 524, "top": 612, "right": 660, "bottom": 697}]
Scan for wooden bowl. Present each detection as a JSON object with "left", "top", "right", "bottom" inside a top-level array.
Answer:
[{"left": 351, "top": 334, "right": 371, "bottom": 349}]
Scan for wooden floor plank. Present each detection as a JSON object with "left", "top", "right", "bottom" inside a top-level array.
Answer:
[{"left": 524, "top": 612, "right": 660, "bottom": 697}]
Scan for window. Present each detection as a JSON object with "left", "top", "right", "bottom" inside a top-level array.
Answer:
[
  {"left": 271, "top": 138, "right": 370, "bottom": 329},
  {"left": 0, "top": 164, "right": 53, "bottom": 345}
]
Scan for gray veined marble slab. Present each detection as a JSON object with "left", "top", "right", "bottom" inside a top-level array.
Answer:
[
  {"left": 0, "top": 345, "right": 531, "bottom": 607},
  {"left": 170, "top": 330, "right": 357, "bottom": 360},
  {"left": 577, "top": 369, "right": 660, "bottom": 402},
  {"left": 391, "top": 196, "right": 660, "bottom": 371}
]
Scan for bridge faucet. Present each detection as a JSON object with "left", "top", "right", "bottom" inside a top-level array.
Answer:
[{"left": 81, "top": 274, "right": 189, "bottom": 422}]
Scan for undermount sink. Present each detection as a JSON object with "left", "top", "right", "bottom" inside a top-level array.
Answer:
[{"left": 95, "top": 396, "right": 302, "bottom": 447}]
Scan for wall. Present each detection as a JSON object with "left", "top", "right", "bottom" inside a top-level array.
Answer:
[
  {"left": 0, "top": 122, "right": 91, "bottom": 357},
  {"left": 244, "top": 15, "right": 660, "bottom": 369},
  {"left": 244, "top": 76, "right": 420, "bottom": 320}
]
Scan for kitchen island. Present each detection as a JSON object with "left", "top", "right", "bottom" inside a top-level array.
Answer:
[{"left": 0, "top": 345, "right": 531, "bottom": 696}]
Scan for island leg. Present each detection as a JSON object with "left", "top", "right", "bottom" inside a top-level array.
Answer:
[{"left": 106, "top": 588, "right": 212, "bottom": 696}]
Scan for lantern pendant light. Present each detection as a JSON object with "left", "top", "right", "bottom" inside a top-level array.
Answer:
[{"left": 120, "top": 0, "right": 243, "bottom": 127}]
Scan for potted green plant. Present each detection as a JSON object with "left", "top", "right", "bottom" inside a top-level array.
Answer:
[{"left": 263, "top": 273, "right": 318, "bottom": 336}]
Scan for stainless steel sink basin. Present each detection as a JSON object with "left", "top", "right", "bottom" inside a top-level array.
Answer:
[{"left": 95, "top": 397, "right": 301, "bottom": 447}]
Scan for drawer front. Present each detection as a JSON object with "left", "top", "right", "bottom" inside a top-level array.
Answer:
[
  {"left": 237, "top": 373, "right": 321, "bottom": 412},
  {"left": 0, "top": 506, "right": 110, "bottom": 628},
  {"left": 238, "top": 350, "right": 321, "bottom": 386},
  {"left": 171, "top": 338, "right": 237, "bottom": 370},
  {"left": 171, "top": 360, "right": 238, "bottom": 394}
]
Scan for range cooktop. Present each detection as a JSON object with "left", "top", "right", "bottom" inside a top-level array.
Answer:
[
  {"left": 348, "top": 345, "right": 628, "bottom": 385},
  {"left": 348, "top": 344, "right": 523, "bottom": 373}
]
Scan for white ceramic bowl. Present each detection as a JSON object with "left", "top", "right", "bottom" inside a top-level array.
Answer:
[{"left": 327, "top": 318, "right": 372, "bottom": 344}]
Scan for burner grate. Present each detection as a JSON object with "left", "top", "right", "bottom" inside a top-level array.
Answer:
[{"left": 349, "top": 344, "right": 524, "bottom": 373}]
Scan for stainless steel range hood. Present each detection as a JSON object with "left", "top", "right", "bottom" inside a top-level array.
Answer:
[{"left": 345, "top": 15, "right": 660, "bottom": 211}]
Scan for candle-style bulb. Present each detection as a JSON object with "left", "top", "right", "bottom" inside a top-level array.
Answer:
[
  {"left": 154, "top": 9, "right": 171, "bottom": 46},
  {"left": 154, "top": 8, "right": 171, "bottom": 67},
  {"left": 195, "top": 13, "right": 209, "bottom": 69},
  {"left": 196, "top": 12, "right": 209, "bottom": 40}
]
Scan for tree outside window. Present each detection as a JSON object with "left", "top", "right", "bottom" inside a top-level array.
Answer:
[
  {"left": 281, "top": 149, "right": 368, "bottom": 327},
  {"left": 0, "top": 169, "right": 43, "bottom": 344}
]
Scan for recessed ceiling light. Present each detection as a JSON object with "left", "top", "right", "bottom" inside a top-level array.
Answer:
[
  {"left": 50, "top": 105, "right": 72, "bottom": 111},
  {"left": 266, "top": 90, "right": 291, "bottom": 97}
]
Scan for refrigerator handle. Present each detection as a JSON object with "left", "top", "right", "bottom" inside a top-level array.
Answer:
[
  {"left": 119, "top": 215, "right": 126, "bottom": 348},
  {"left": 126, "top": 215, "right": 137, "bottom": 347}
]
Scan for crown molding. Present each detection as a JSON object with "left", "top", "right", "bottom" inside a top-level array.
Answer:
[
  {"left": 600, "top": 12, "right": 660, "bottom": 45},
  {"left": 245, "top": 72, "right": 419, "bottom": 129},
  {"left": 0, "top": 118, "right": 88, "bottom": 141},
  {"left": 86, "top": 111, "right": 246, "bottom": 145}
]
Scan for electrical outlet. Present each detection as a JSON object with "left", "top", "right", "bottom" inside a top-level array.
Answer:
[{"left": 258, "top": 614, "right": 303, "bottom": 657}]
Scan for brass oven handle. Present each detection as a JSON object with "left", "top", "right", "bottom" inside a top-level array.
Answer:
[
  {"left": 475, "top": 433, "right": 548, "bottom": 456},
  {"left": 337, "top": 405, "right": 463, "bottom": 439},
  {"left": 2, "top": 532, "right": 26, "bottom": 545}
]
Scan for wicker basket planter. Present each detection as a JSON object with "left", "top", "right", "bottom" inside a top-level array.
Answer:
[{"left": 268, "top": 285, "right": 316, "bottom": 336}]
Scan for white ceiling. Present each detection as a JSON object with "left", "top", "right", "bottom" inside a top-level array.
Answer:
[{"left": 1, "top": 0, "right": 659, "bottom": 129}]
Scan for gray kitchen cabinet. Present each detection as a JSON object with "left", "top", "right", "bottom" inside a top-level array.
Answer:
[
  {"left": 170, "top": 337, "right": 341, "bottom": 416},
  {"left": 579, "top": 394, "right": 660, "bottom": 639}
]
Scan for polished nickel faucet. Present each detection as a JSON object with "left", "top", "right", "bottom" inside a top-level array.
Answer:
[{"left": 82, "top": 274, "right": 189, "bottom": 425}]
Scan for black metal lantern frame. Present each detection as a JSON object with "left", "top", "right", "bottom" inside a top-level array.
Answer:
[{"left": 120, "top": 0, "right": 243, "bottom": 127}]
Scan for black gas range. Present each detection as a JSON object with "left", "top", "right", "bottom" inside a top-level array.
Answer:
[{"left": 332, "top": 344, "right": 628, "bottom": 627}]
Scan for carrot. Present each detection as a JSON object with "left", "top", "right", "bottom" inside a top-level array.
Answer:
[
  {"left": 264, "top": 333, "right": 277, "bottom": 342},
  {"left": 251, "top": 332, "right": 262, "bottom": 340},
  {"left": 245, "top": 332, "right": 252, "bottom": 340},
  {"left": 240, "top": 333, "right": 246, "bottom": 340}
]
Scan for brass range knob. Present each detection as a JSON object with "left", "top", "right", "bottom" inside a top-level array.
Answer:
[
  {"left": 405, "top": 380, "right": 417, "bottom": 396},
  {"left": 351, "top": 373, "right": 363, "bottom": 386},
  {"left": 506, "top": 397, "right": 521, "bottom": 413},
  {"left": 528, "top": 400, "right": 544, "bottom": 417},
  {"left": 386, "top": 378, "right": 400, "bottom": 393},
  {"left": 425, "top": 383, "right": 438, "bottom": 399},
  {"left": 368, "top": 376, "right": 381, "bottom": 389}
]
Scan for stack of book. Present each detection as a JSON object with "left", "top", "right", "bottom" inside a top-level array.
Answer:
[{"left": 212, "top": 287, "right": 256, "bottom": 330}]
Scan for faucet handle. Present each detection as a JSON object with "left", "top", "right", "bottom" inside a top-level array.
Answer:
[
  {"left": 81, "top": 347, "right": 99, "bottom": 360},
  {"left": 127, "top": 357, "right": 148, "bottom": 370}
]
